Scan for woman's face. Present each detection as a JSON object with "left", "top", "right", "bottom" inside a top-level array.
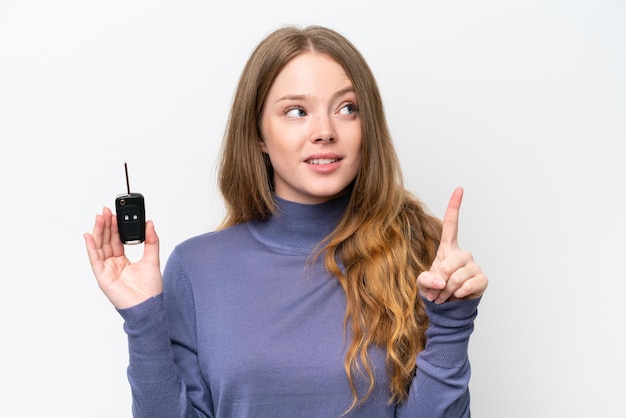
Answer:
[{"left": 259, "top": 52, "right": 362, "bottom": 205}]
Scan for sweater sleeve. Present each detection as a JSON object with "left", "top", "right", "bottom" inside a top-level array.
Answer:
[
  {"left": 396, "top": 296, "right": 480, "bottom": 418},
  {"left": 117, "top": 249, "right": 213, "bottom": 418}
]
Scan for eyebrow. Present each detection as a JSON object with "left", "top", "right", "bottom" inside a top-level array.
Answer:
[{"left": 274, "top": 86, "right": 356, "bottom": 103}]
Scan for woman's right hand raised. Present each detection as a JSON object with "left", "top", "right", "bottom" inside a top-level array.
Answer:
[{"left": 84, "top": 206, "right": 163, "bottom": 310}]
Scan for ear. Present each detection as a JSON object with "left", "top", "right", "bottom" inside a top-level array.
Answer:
[{"left": 259, "top": 139, "right": 268, "bottom": 153}]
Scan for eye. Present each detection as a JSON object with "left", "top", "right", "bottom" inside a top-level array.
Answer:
[
  {"left": 285, "top": 107, "right": 307, "bottom": 118},
  {"left": 338, "top": 103, "right": 357, "bottom": 116}
]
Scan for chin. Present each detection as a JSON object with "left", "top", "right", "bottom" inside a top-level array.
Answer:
[{"left": 310, "top": 185, "right": 353, "bottom": 203}]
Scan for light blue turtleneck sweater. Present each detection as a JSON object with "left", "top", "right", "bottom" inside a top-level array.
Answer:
[{"left": 119, "top": 194, "right": 480, "bottom": 417}]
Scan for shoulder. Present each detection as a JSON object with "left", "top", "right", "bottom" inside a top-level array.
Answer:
[
  {"left": 162, "top": 221, "right": 276, "bottom": 300},
  {"left": 162, "top": 223, "right": 256, "bottom": 290},
  {"left": 172, "top": 223, "right": 254, "bottom": 263}
]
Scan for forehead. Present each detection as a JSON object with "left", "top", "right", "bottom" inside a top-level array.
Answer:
[{"left": 268, "top": 52, "right": 352, "bottom": 95}]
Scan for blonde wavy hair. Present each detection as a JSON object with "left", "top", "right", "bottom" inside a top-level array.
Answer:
[{"left": 218, "top": 25, "right": 443, "bottom": 411}]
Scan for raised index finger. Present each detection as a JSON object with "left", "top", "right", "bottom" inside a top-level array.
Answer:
[{"left": 440, "top": 187, "right": 464, "bottom": 246}]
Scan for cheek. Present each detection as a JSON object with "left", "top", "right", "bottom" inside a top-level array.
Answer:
[
  {"left": 259, "top": 111, "right": 272, "bottom": 153},
  {"left": 353, "top": 133, "right": 363, "bottom": 164}
]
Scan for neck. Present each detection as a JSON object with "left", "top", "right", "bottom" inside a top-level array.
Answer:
[{"left": 248, "top": 193, "right": 350, "bottom": 254}]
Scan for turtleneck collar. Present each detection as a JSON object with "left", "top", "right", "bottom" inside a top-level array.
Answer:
[{"left": 247, "top": 193, "right": 351, "bottom": 254}]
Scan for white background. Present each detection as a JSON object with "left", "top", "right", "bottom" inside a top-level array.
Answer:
[{"left": 1, "top": 1, "right": 624, "bottom": 417}]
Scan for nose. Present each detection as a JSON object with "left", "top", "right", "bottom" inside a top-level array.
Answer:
[{"left": 312, "top": 114, "right": 336, "bottom": 143}]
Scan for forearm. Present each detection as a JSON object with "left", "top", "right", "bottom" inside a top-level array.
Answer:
[
  {"left": 119, "top": 295, "right": 207, "bottom": 418},
  {"left": 120, "top": 295, "right": 177, "bottom": 382},
  {"left": 397, "top": 297, "right": 480, "bottom": 418}
]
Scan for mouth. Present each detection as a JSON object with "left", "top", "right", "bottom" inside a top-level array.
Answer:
[{"left": 305, "top": 158, "right": 340, "bottom": 165}]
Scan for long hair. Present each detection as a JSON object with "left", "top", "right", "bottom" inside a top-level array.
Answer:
[{"left": 218, "top": 25, "right": 443, "bottom": 411}]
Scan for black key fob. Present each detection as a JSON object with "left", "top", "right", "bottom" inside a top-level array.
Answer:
[{"left": 115, "top": 162, "right": 146, "bottom": 245}]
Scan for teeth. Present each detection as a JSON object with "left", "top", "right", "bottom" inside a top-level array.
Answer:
[{"left": 307, "top": 158, "right": 338, "bottom": 165}]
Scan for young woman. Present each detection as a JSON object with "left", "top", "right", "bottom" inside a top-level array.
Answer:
[{"left": 85, "top": 25, "right": 488, "bottom": 417}]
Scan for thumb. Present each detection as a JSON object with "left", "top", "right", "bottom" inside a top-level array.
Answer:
[{"left": 141, "top": 220, "right": 160, "bottom": 266}]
